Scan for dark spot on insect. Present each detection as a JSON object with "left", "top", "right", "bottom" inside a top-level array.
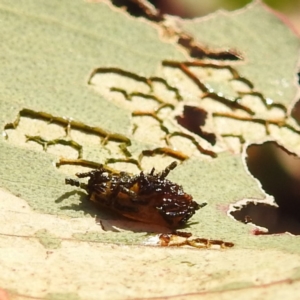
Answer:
[
  {"left": 65, "top": 161, "right": 206, "bottom": 229},
  {"left": 176, "top": 105, "right": 216, "bottom": 145}
]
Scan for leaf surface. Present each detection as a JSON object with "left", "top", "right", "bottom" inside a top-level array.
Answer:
[{"left": 0, "top": 0, "right": 300, "bottom": 299}]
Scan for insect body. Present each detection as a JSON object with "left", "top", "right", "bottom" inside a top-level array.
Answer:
[{"left": 65, "top": 161, "right": 206, "bottom": 228}]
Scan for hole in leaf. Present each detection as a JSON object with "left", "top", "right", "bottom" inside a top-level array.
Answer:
[
  {"left": 111, "top": 0, "right": 150, "bottom": 16},
  {"left": 291, "top": 99, "right": 300, "bottom": 125},
  {"left": 231, "top": 141, "right": 300, "bottom": 235},
  {"left": 175, "top": 105, "right": 216, "bottom": 145},
  {"left": 110, "top": 0, "right": 162, "bottom": 21}
]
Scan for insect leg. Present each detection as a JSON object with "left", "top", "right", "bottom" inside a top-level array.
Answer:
[
  {"left": 118, "top": 185, "right": 138, "bottom": 200},
  {"left": 75, "top": 171, "right": 97, "bottom": 179},
  {"left": 159, "top": 161, "right": 177, "bottom": 179},
  {"left": 65, "top": 178, "right": 88, "bottom": 190}
]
